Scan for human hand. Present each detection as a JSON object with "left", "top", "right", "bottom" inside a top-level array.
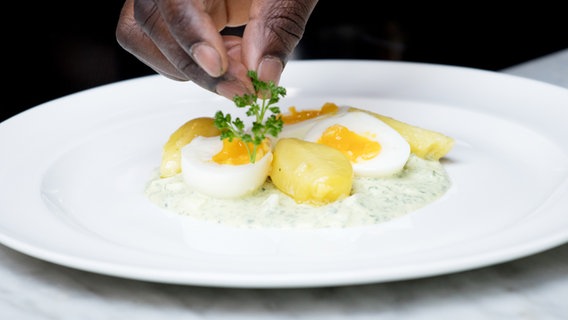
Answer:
[{"left": 116, "top": 0, "right": 318, "bottom": 99}]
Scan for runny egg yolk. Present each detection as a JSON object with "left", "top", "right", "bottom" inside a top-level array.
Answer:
[
  {"left": 317, "top": 124, "right": 381, "bottom": 162},
  {"left": 212, "top": 138, "right": 270, "bottom": 165},
  {"left": 280, "top": 102, "right": 339, "bottom": 125}
]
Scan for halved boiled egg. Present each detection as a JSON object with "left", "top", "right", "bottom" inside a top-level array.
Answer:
[
  {"left": 180, "top": 137, "right": 272, "bottom": 198},
  {"left": 304, "top": 111, "right": 410, "bottom": 177}
]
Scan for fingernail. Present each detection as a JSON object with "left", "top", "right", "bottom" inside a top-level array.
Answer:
[
  {"left": 190, "top": 43, "right": 223, "bottom": 77},
  {"left": 257, "top": 56, "right": 283, "bottom": 84},
  {"left": 217, "top": 80, "right": 249, "bottom": 100}
]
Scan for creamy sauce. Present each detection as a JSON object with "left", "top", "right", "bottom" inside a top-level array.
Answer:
[{"left": 145, "top": 154, "right": 451, "bottom": 229}]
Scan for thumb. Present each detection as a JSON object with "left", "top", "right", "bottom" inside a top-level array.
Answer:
[{"left": 241, "top": 0, "right": 318, "bottom": 84}]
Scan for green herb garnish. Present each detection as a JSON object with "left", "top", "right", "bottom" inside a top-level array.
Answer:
[{"left": 214, "top": 70, "right": 286, "bottom": 163}]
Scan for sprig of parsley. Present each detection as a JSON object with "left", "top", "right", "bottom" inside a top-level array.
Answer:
[{"left": 214, "top": 70, "right": 286, "bottom": 163}]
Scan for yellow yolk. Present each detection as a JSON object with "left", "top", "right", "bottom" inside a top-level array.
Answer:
[
  {"left": 280, "top": 102, "right": 339, "bottom": 125},
  {"left": 212, "top": 138, "right": 270, "bottom": 165},
  {"left": 317, "top": 124, "right": 381, "bottom": 162}
]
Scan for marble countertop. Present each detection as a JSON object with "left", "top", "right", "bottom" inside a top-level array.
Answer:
[{"left": 1, "top": 49, "right": 567, "bottom": 319}]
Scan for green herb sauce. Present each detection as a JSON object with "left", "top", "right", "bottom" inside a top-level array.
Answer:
[{"left": 145, "top": 154, "right": 451, "bottom": 229}]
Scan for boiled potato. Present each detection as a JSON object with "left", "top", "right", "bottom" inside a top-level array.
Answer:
[
  {"left": 348, "top": 106, "right": 454, "bottom": 160},
  {"left": 160, "top": 117, "right": 221, "bottom": 178},
  {"left": 270, "top": 138, "right": 353, "bottom": 206}
]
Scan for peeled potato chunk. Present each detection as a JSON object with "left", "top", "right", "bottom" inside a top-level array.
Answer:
[
  {"left": 270, "top": 138, "right": 353, "bottom": 206},
  {"left": 160, "top": 117, "right": 221, "bottom": 178},
  {"left": 348, "top": 106, "right": 454, "bottom": 161}
]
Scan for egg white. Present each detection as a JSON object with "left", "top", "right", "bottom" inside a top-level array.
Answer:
[
  {"left": 180, "top": 136, "right": 273, "bottom": 198},
  {"left": 303, "top": 111, "right": 410, "bottom": 177}
]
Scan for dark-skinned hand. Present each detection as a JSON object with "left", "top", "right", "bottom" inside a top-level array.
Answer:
[{"left": 116, "top": 0, "right": 318, "bottom": 99}]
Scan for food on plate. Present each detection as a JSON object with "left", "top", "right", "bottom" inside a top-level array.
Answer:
[
  {"left": 352, "top": 107, "right": 454, "bottom": 161},
  {"left": 270, "top": 137, "right": 353, "bottom": 206},
  {"left": 303, "top": 110, "right": 411, "bottom": 178},
  {"left": 175, "top": 70, "right": 285, "bottom": 199},
  {"left": 146, "top": 72, "right": 454, "bottom": 229},
  {"left": 181, "top": 136, "right": 272, "bottom": 198},
  {"left": 159, "top": 117, "right": 220, "bottom": 178},
  {"left": 275, "top": 102, "right": 454, "bottom": 162}
]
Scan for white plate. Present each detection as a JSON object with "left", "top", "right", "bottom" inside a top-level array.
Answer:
[{"left": 1, "top": 60, "right": 568, "bottom": 288}]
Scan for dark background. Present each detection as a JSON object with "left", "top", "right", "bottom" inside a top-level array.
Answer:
[{"left": 4, "top": 2, "right": 567, "bottom": 122}]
